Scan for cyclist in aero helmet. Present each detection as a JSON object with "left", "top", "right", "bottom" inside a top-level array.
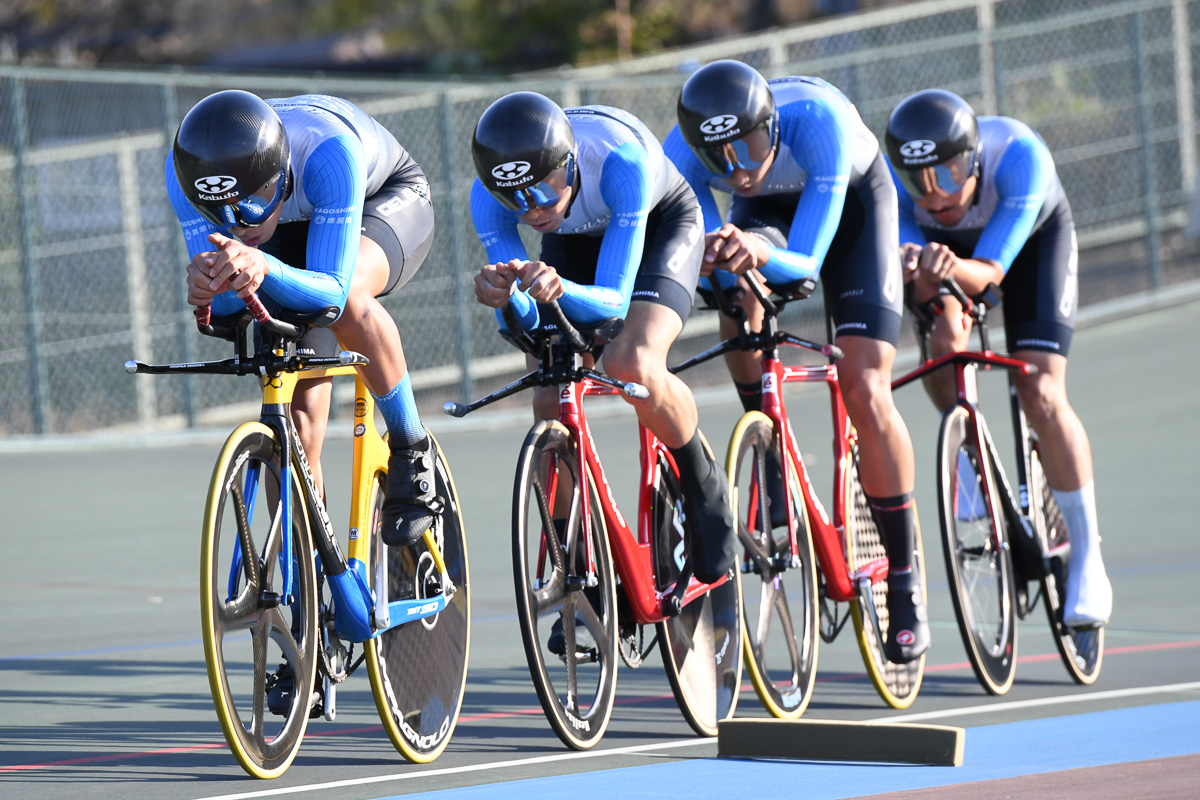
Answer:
[
  {"left": 169, "top": 90, "right": 439, "bottom": 561},
  {"left": 470, "top": 92, "right": 736, "bottom": 633},
  {"left": 885, "top": 89, "right": 1112, "bottom": 628},
  {"left": 665, "top": 60, "right": 928, "bottom": 664}
]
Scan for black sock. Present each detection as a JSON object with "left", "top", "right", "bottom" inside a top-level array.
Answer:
[
  {"left": 734, "top": 380, "right": 762, "bottom": 414},
  {"left": 669, "top": 429, "right": 711, "bottom": 493},
  {"left": 868, "top": 491, "right": 918, "bottom": 576}
]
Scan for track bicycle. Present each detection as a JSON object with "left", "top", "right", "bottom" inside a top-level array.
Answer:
[
  {"left": 671, "top": 272, "right": 926, "bottom": 716},
  {"left": 891, "top": 278, "right": 1102, "bottom": 694},
  {"left": 125, "top": 293, "right": 470, "bottom": 778},
  {"left": 444, "top": 301, "right": 742, "bottom": 749}
]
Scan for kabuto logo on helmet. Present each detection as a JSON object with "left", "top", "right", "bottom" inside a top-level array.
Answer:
[
  {"left": 899, "top": 139, "right": 938, "bottom": 165},
  {"left": 492, "top": 161, "right": 532, "bottom": 183},
  {"left": 194, "top": 175, "right": 239, "bottom": 201},
  {"left": 699, "top": 114, "right": 741, "bottom": 141}
]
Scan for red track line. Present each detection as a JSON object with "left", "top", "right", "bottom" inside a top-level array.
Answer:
[{"left": 3, "top": 639, "right": 1196, "bottom": 774}]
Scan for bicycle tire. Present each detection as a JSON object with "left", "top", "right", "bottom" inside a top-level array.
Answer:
[
  {"left": 937, "top": 406, "right": 1017, "bottom": 695},
  {"left": 726, "top": 412, "right": 818, "bottom": 719},
  {"left": 845, "top": 444, "right": 925, "bottom": 709},
  {"left": 366, "top": 431, "right": 471, "bottom": 762},
  {"left": 512, "top": 420, "right": 619, "bottom": 749},
  {"left": 1030, "top": 441, "right": 1104, "bottom": 684},
  {"left": 654, "top": 437, "right": 743, "bottom": 736},
  {"left": 200, "top": 422, "right": 319, "bottom": 779}
]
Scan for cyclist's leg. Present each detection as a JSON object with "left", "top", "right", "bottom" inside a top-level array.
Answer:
[
  {"left": 920, "top": 291, "right": 973, "bottom": 413},
  {"left": 604, "top": 301, "right": 695, "bottom": 446},
  {"left": 721, "top": 195, "right": 798, "bottom": 526},
  {"left": 290, "top": 376, "right": 332, "bottom": 497},
  {"left": 333, "top": 179, "right": 439, "bottom": 548},
  {"left": 255, "top": 223, "right": 337, "bottom": 500},
  {"left": 825, "top": 154, "right": 926, "bottom": 663},
  {"left": 1013, "top": 352, "right": 1110, "bottom": 625},
  {"left": 1004, "top": 204, "right": 1110, "bottom": 626},
  {"left": 603, "top": 186, "right": 735, "bottom": 585},
  {"left": 837, "top": 335, "right": 928, "bottom": 661},
  {"left": 606, "top": 301, "right": 735, "bottom": 584}
]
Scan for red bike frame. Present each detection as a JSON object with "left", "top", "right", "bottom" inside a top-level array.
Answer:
[
  {"left": 544, "top": 377, "right": 729, "bottom": 625},
  {"left": 892, "top": 348, "right": 1035, "bottom": 542},
  {"left": 755, "top": 354, "right": 890, "bottom": 603}
]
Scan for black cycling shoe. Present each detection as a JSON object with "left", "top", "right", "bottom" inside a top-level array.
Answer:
[
  {"left": 381, "top": 435, "right": 443, "bottom": 548},
  {"left": 547, "top": 615, "right": 598, "bottom": 657},
  {"left": 266, "top": 662, "right": 293, "bottom": 717},
  {"left": 681, "top": 456, "right": 737, "bottom": 585},
  {"left": 265, "top": 661, "right": 321, "bottom": 718},
  {"left": 884, "top": 568, "right": 931, "bottom": 664}
]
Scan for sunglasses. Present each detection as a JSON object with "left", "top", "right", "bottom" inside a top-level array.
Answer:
[
  {"left": 195, "top": 172, "right": 286, "bottom": 229},
  {"left": 895, "top": 149, "right": 977, "bottom": 200},
  {"left": 490, "top": 155, "right": 576, "bottom": 215},
  {"left": 694, "top": 117, "right": 777, "bottom": 178}
]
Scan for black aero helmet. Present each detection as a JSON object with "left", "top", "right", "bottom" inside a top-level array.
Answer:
[
  {"left": 472, "top": 91, "right": 577, "bottom": 214},
  {"left": 885, "top": 89, "right": 980, "bottom": 199},
  {"left": 172, "top": 89, "right": 291, "bottom": 228},
  {"left": 677, "top": 59, "right": 779, "bottom": 177}
]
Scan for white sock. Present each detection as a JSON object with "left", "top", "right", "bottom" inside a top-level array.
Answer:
[{"left": 1052, "top": 481, "right": 1112, "bottom": 625}]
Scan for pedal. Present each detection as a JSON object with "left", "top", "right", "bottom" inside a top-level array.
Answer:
[
  {"left": 856, "top": 575, "right": 886, "bottom": 648},
  {"left": 322, "top": 675, "right": 337, "bottom": 722}
]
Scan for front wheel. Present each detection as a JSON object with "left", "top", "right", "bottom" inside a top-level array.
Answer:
[
  {"left": 200, "top": 422, "right": 318, "bottom": 779},
  {"left": 937, "top": 406, "right": 1017, "bottom": 695},
  {"left": 1030, "top": 441, "right": 1103, "bottom": 684},
  {"left": 845, "top": 444, "right": 924, "bottom": 709},
  {"left": 655, "top": 439, "right": 743, "bottom": 737},
  {"left": 726, "top": 412, "right": 818, "bottom": 719},
  {"left": 513, "top": 421, "right": 619, "bottom": 750},
  {"left": 366, "top": 431, "right": 471, "bottom": 762}
]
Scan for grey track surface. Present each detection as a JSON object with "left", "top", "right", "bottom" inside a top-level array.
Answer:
[{"left": 1, "top": 300, "right": 1198, "bottom": 800}]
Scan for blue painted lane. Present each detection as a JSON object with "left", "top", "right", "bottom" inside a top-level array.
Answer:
[{"left": 381, "top": 700, "right": 1200, "bottom": 800}]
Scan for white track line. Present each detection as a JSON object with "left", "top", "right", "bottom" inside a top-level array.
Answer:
[
  {"left": 881, "top": 680, "right": 1200, "bottom": 724},
  {"left": 192, "top": 681, "right": 1200, "bottom": 800}
]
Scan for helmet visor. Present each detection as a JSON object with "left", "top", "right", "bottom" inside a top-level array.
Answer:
[
  {"left": 895, "top": 150, "right": 976, "bottom": 200},
  {"left": 489, "top": 159, "right": 573, "bottom": 215},
  {"left": 694, "top": 118, "right": 776, "bottom": 177},
  {"left": 194, "top": 171, "right": 286, "bottom": 229}
]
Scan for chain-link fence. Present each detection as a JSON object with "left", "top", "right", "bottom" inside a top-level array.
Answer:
[{"left": 2, "top": 0, "right": 1198, "bottom": 436}]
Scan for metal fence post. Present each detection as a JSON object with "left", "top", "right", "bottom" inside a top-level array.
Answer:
[
  {"left": 162, "top": 81, "right": 198, "bottom": 427},
  {"left": 118, "top": 142, "right": 157, "bottom": 425},
  {"left": 437, "top": 90, "right": 475, "bottom": 402},
  {"left": 1132, "top": 10, "right": 1164, "bottom": 289},
  {"left": 1172, "top": 0, "right": 1196, "bottom": 193},
  {"left": 10, "top": 77, "right": 50, "bottom": 434},
  {"left": 977, "top": 0, "right": 999, "bottom": 116}
]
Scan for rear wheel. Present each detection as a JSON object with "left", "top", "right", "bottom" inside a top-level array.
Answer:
[
  {"left": 653, "top": 442, "right": 743, "bottom": 736},
  {"left": 726, "top": 412, "right": 818, "bottom": 719},
  {"left": 200, "top": 422, "right": 318, "bottom": 779},
  {"left": 845, "top": 445, "right": 924, "bottom": 709},
  {"left": 937, "top": 406, "right": 1017, "bottom": 695},
  {"left": 367, "top": 431, "right": 471, "bottom": 762},
  {"left": 513, "top": 421, "right": 618, "bottom": 749},
  {"left": 1030, "top": 441, "right": 1103, "bottom": 684}
]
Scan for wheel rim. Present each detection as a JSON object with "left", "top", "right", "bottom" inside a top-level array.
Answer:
[
  {"left": 513, "top": 423, "right": 617, "bottom": 749},
  {"left": 729, "top": 414, "right": 818, "bottom": 719},
  {"left": 201, "top": 426, "right": 317, "bottom": 778},
  {"left": 938, "top": 409, "right": 1016, "bottom": 694},
  {"left": 654, "top": 450, "right": 742, "bottom": 736},
  {"left": 368, "top": 432, "right": 471, "bottom": 762},
  {"left": 845, "top": 447, "right": 923, "bottom": 708},
  {"left": 1032, "top": 447, "right": 1103, "bottom": 684}
]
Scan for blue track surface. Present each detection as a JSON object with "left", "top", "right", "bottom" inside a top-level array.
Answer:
[{"left": 386, "top": 701, "right": 1200, "bottom": 800}]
